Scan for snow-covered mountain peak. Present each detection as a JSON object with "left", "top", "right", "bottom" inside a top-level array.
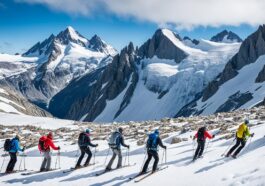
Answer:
[
  {"left": 88, "top": 34, "right": 117, "bottom": 56},
  {"left": 56, "top": 26, "right": 88, "bottom": 47},
  {"left": 210, "top": 30, "right": 243, "bottom": 43}
]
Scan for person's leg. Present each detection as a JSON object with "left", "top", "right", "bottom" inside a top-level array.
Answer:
[
  {"left": 152, "top": 151, "right": 159, "bottom": 172},
  {"left": 76, "top": 147, "right": 85, "bottom": 167},
  {"left": 116, "top": 149, "right": 122, "bottom": 168},
  {"left": 6, "top": 153, "right": 15, "bottom": 172},
  {"left": 198, "top": 141, "right": 205, "bottom": 157},
  {"left": 193, "top": 141, "right": 202, "bottom": 160},
  {"left": 46, "top": 151, "right": 52, "bottom": 170},
  {"left": 9, "top": 153, "right": 17, "bottom": 172},
  {"left": 233, "top": 139, "right": 246, "bottom": 157},
  {"left": 84, "top": 148, "right": 92, "bottom": 166},
  {"left": 40, "top": 152, "right": 48, "bottom": 171},
  {"left": 106, "top": 149, "right": 116, "bottom": 170},
  {"left": 142, "top": 151, "right": 152, "bottom": 173},
  {"left": 227, "top": 138, "right": 240, "bottom": 156}
]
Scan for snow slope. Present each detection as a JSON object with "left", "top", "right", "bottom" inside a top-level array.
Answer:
[
  {"left": 0, "top": 113, "right": 76, "bottom": 129},
  {"left": 195, "top": 54, "right": 265, "bottom": 115},
  {"left": 0, "top": 88, "right": 24, "bottom": 114},
  {"left": 0, "top": 114, "right": 264, "bottom": 186},
  {"left": 95, "top": 30, "right": 240, "bottom": 122}
]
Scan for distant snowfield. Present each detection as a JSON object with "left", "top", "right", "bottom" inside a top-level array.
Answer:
[
  {"left": 0, "top": 115, "right": 264, "bottom": 186},
  {"left": 0, "top": 113, "right": 76, "bottom": 129}
]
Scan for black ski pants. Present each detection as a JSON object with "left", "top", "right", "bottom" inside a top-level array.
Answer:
[
  {"left": 6, "top": 152, "right": 17, "bottom": 172},
  {"left": 142, "top": 150, "right": 159, "bottom": 173},
  {"left": 76, "top": 146, "right": 92, "bottom": 166},
  {"left": 228, "top": 137, "right": 246, "bottom": 156},
  {"left": 194, "top": 140, "right": 205, "bottom": 159}
]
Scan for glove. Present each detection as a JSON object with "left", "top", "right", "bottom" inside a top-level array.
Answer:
[
  {"left": 192, "top": 136, "right": 196, "bottom": 141},
  {"left": 251, "top": 133, "right": 254, "bottom": 137},
  {"left": 212, "top": 134, "right": 216, "bottom": 138},
  {"left": 22, "top": 147, "right": 25, "bottom": 152},
  {"left": 127, "top": 145, "right": 130, "bottom": 149},
  {"left": 96, "top": 144, "right": 99, "bottom": 147},
  {"left": 164, "top": 146, "right": 167, "bottom": 150},
  {"left": 58, "top": 146, "right": 61, "bottom": 150}
]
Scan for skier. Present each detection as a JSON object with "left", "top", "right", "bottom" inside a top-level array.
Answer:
[
  {"left": 39, "top": 132, "right": 60, "bottom": 172},
  {"left": 141, "top": 129, "right": 167, "bottom": 174},
  {"left": 226, "top": 119, "right": 254, "bottom": 158},
  {"left": 5, "top": 135, "right": 25, "bottom": 173},
  {"left": 193, "top": 126, "right": 215, "bottom": 161},
  {"left": 75, "top": 129, "right": 98, "bottom": 169},
  {"left": 106, "top": 127, "right": 129, "bottom": 171}
]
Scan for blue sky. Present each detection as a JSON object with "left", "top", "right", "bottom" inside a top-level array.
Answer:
[{"left": 0, "top": 0, "right": 259, "bottom": 54}]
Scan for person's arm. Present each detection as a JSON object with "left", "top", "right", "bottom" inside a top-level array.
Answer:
[
  {"left": 245, "top": 127, "right": 251, "bottom": 137},
  {"left": 15, "top": 140, "right": 23, "bottom": 152},
  {"left": 158, "top": 137, "right": 166, "bottom": 149},
  {"left": 193, "top": 132, "right": 198, "bottom": 140},
  {"left": 205, "top": 131, "right": 213, "bottom": 139},
  {"left": 87, "top": 137, "right": 97, "bottom": 147},
  {"left": 47, "top": 139, "right": 59, "bottom": 150},
  {"left": 120, "top": 136, "right": 129, "bottom": 148}
]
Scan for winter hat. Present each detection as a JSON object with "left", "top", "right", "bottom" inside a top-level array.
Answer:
[
  {"left": 118, "top": 127, "right": 123, "bottom": 133},
  {"left": 244, "top": 119, "right": 249, "bottom": 125},
  {"left": 154, "top": 129, "right": 159, "bottom": 135},
  {"left": 15, "top": 135, "right": 20, "bottom": 141},
  {"left": 47, "top": 132, "right": 53, "bottom": 139},
  {"left": 85, "top": 128, "right": 90, "bottom": 133}
]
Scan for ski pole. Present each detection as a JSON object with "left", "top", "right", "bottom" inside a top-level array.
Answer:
[
  {"left": 128, "top": 148, "right": 130, "bottom": 166},
  {"left": 124, "top": 149, "right": 127, "bottom": 167},
  {"left": 165, "top": 149, "right": 167, "bottom": 164},
  {"left": 93, "top": 147, "right": 97, "bottom": 165},
  {"left": 1, "top": 153, "right": 7, "bottom": 172},
  {"left": 103, "top": 147, "right": 110, "bottom": 166},
  {"left": 58, "top": 150, "right": 61, "bottom": 169},
  {"left": 160, "top": 149, "right": 165, "bottom": 167},
  {"left": 221, "top": 138, "right": 236, "bottom": 157}
]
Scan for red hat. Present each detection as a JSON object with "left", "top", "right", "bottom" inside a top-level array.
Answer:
[{"left": 47, "top": 132, "right": 53, "bottom": 139}]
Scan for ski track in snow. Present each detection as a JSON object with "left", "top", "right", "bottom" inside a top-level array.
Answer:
[{"left": 0, "top": 115, "right": 264, "bottom": 186}]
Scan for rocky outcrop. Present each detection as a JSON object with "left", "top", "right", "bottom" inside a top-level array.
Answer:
[
  {"left": 255, "top": 65, "right": 265, "bottom": 83},
  {"left": 202, "top": 25, "right": 265, "bottom": 101},
  {"left": 210, "top": 30, "right": 243, "bottom": 43},
  {"left": 49, "top": 42, "right": 138, "bottom": 121},
  {"left": 138, "top": 29, "right": 187, "bottom": 63},
  {"left": 0, "top": 83, "right": 51, "bottom": 117}
]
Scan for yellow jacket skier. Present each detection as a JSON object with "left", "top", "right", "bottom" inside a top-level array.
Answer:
[{"left": 226, "top": 119, "right": 254, "bottom": 158}]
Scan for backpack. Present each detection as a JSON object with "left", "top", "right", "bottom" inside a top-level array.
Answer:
[
  {"left": 78, "top": 132, "right": 87, "bottom": 147},
  {"left": 38, "top": 136, "right": 48, "bottom": 152},
  {"left": 4, "top": 139, "right": 13, "bottom": 152},
  {"left": 108, "top": 132, "right": 121, "bottom": 148},
  {"left": 146, "top": 133, "right": 158, "bottom": 151},
  {"left": 197, "top": 127, "right": 205, "bottom": 141}
]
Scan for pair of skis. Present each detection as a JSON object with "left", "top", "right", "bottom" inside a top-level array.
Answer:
[
  {"left": 0, "top": 169, "right": 31, "bottom": 176},
  {"left": 21, "top": 168, "right": 60, "bottom": 176},
  {"left": 63, "top": 162, "right": 97, "bottom": 173},
  {"left": 95, "top": 163, "right": 136, "bottom": 176},
  {"left": 129, "top": 165, "right": 168, "bottom": 183}
]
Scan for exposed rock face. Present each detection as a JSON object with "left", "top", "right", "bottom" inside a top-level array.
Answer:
[
  {"left": 215, "top": 91, "right": 253, "bottom": 113},
  {"left": 202, "top": 25, "right": 265, "bottom": 101},
  {"left": 255, "top": 65, "right": 265, "bottom": 83},
  {"left": 0, "top": 83, "right": 51, "bottom": 116},
  {"left": 49, "top": 42, "right": 138, "bottom": 121},
  {"left": 210, "top": 30, "right": 243, "bottom": 43},
  {"left": 138, "top": 29, "right": 187, "bottom": 63}
]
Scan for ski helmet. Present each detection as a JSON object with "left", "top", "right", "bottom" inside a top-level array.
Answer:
[
  {"left": 154, "top": 129, "right": 159, "bottom": 135},
  {"left": 85, "top": 128, "right": 90, "bottom": 133},
  {"left": 244, "top": 119, "right": 249, "bottom": 125},
  {"left": 118, "top": 127, "right": 123, "bottom": 133}
]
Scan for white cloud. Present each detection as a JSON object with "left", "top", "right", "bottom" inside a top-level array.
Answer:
[{"left": 17, "top": 0, "right": 265, "bottom": 29}]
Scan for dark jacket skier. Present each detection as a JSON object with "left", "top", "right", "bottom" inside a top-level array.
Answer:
[
  {"left": 141, "top": 129, "right": 166, "bottom": 174},
  {"left": 193, "top": 126, "right": 214, "bottom": 161},
  {"left": 75, "top": 129, "right": 98, "bottom": 168},
  {"left": 106, "top": 127, "right": 129, "bottom": 171},
  {"left": 6, "top": 135, "right": 24, "bottom": 173}
]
